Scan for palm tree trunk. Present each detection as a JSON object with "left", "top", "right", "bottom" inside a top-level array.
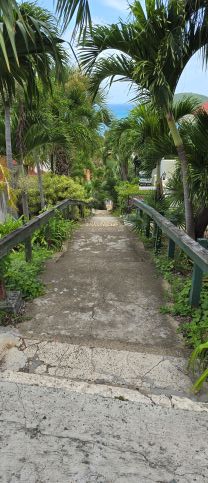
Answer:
[
  {"left": 36, "top": 160, "right": 45, "bottom": 210},
  {"left": 155, "top": 160, "right": 162, "bottom": 200},
  {"left": 50, "top": 153, "right": 54, "bottom": 173},
  {"left": 16, "top": 101, "right": 30, "bottom": 220},
  {"left": 20, "top": 164, "right": 30, "bottom": 220},
  {"left": 120, "top": 160, "right": 128, "bottom": 181},
  {"left": 166, "top": 112, "right": 195, "bottom": 238},
  {"left": 22, "top": 190, "right": 30, "bottom": 219},
  {"left": 195, "top": 207, "right": 208, "bottom": 239},
  {"left": 4, "top": 101, "right": 15, "bottom": 188}
]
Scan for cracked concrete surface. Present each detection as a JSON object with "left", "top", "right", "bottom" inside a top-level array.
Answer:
[
  {"left": 17, "top": 212, "right": 184, "bottom": 352},
  {"left": 0, "top": 211, "right": 208, "bottom": 482},
  {"left": 0, "top": 376, "right": 208, "bottom": 483},
  {"left": 3, "top": 339, "right": 191, "bottom": 396}
]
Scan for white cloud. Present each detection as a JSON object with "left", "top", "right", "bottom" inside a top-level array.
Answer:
[
  {"left": 92, "top": 15, "right": 106, "bottom": 25},
  {"left": 102, "top": 0, "right": 128, "bottom": 12}
]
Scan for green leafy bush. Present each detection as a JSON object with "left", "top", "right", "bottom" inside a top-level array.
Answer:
[
  {"left": 32, "top": 212, "right": 76, "bottom": 250},
  {"left": 153, "top": 252, "right": 208, "bottom": 345},
  {"left": 115, "top": 181, "right": 140, "bottom": 213},
  {"left": 0, "top": 208, "right": 80, "bottom": 304},
  {"left": 131, "top": 204, "right": 208, "bottom": 392},
  {"left": 180, "top": 281, "right": 208, "bottom": 347},
  {"left": 130, "top": 221, "right": 208, "bottom": 347},
  {"left": 188, "top": 341, "right": 208, "bottom": 393},
  {"left": 0, "top": 216, "right": 23, "bottom": 238},
  {"left": 5, "top": 248, "right": 50, "bottom": 299},
  {"left": 20, "top": 173, "right": 89, "bottom": 215}
]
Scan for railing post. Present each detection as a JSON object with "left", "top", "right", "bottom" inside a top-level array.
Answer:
[
  {"left": 145, "top": 216, "right": 150, "bottom": 238},
  {"left": 72, "top": 204, "right": 77, "bottom": 220},
  {"left": 189, "top": 238, "right": 208, "bottom": 307},
  {"left": 0, "top": 276, "right": 6, "bottom": 300},
  {"left": 167, "top": 239, "right": 175, "bottom": 259},
  {"left": 79, "top": 204, "right": 84, "bottom": 218},
  {"left": 25, "top": 236, "right": 32, "bottom": 262},
  {"left": 139, "top": 209, "right": 143, "bottom": 232},
  {"left": 154, "top": 225, "right": 162, "bottom": 253},
  {"left": 66, "top": 205, "right": 70, "bottom": 219},
  {"left": 153, "top": 221, "right": 157, "bottom": 238}
]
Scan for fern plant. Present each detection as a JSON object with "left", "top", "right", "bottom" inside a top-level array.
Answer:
[{"left": 189, "top": 342, "right": 208, "bottom": 393}]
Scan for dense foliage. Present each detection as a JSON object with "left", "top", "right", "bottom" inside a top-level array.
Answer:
[
  {"left": 2, "top": 211, "right": 78, "bottom": 300},
  {"left": 17, "top": 173, "right": 88, "bottom": 215}
]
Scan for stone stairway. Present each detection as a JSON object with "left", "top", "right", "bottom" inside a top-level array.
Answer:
[{"left": 1, "top": 211, "right": 208, "bottom": 482}]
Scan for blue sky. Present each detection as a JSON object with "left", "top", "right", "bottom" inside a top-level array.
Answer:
[{"left": 36, "top": 0, "right": 208, "bottom": 104}]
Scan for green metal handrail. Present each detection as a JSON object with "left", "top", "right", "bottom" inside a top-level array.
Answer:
[
  {"left": 0, "top": 198, "right": 91, "bottom": 262},
  {"left": 132, "top": 198, "right": 208, "bottom": 307}
]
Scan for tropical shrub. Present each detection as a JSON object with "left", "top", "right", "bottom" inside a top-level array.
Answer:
[
  {"left": 0, "top": 216, "right": 23, "bottom": 238},
  {"left": 189, "top": 342, "right": 208, "bottom": 393},
  {"left": 131, "top": 208, "right": 208, "bottom": 393},
  {"left": 115, "top": 181, "right": 140, "bottom": 213},
  {"left": 5, "top": 248, "right": 50, "bottom": 299},
  {"left": 32, "top": 212, "right": 76, "bottom": 250},
  {"left": 17, "top": 173, "right": 89, "bottom": 215},
  {"left": 0, "top": 211, "right": 79, "bottom": 301}
]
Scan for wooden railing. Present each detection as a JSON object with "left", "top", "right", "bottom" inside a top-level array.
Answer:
[
  {"left": 0, "top": 198, "right": 91, "bottom": 263},
  {"left": 132, "top": 198, "right": 208, "bottom": 307}
]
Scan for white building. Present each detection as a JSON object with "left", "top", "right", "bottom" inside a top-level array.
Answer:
[{"left": 152, "top": 158, "right": 177, "bottom": 189}]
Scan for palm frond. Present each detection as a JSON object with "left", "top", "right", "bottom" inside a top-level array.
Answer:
[
  {"left": 56, "top": 0, "right": 91, "bottom": 37},
  {"left": 79, "top": 22, "right": 139, "bottom": 71},
  {"left": 173, "top": 96, "right": 202, "bottom": 121},
  {"left": 88, "top": 55, "right": 137, "bottom": 97}
]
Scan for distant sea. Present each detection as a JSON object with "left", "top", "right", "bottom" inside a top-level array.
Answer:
[{"left": 108, "top": 103, "right": 134, "bottom": 119}]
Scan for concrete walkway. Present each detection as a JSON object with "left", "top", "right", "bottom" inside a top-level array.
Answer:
[{"left": 1, "top": 211, "right": 208, "bottom": 482}]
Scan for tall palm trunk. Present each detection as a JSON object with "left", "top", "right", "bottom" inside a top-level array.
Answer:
[
  {"left": 16, "top": 101, "right": 30, "bottom": 221},
  {"left": 166, "top": 112, "right": 195, "bottom": 239},
  {"left": 155, "top": 159, "right": 162, "bottom": 200},
  {"left": 120, "top": 160, "right": 128, "bottom": 180},
  {"left": 36, "top": 160, "right": 45, "bottom": 210},
  {"left": 50, "top": 152, "right": 54, "bottom": 173},
  {"left": 4, "top": 101, "right": 17, "bottom": 218},
  {"left": 195, "top": 207, "right": 208, "bottom": 239},
  {"left": 4, "top": 101, "right": 15, "bottom": 187},
  {"left": 20, "top": 164, "right": 30, "bottom": 220}
]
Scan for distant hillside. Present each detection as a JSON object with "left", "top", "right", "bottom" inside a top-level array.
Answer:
[{"left": 174, "top": 92, "right": 208, "bottom": 104}]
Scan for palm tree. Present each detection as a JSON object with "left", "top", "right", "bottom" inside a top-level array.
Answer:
[
  {"left": 104, "top": 97, "right": 200, "bottom": 190},
  {"left": 79, "top": 0, "right": 208, "bottom": 238},
  {"left": 104, "top": 117, "right": 139, "bottom": 181},
  {"left": 55, "top": 1, "right": 208, "bottom": 37},
  {"left": 0, "top": 0, "right": 27, "bottom": 69},
  {"left": 0, "top": 2, "right": 65, "bottom": 187},
  {"left": 166, "top": 108, "right": 208, "bottom": 239},
  {"left": 131, "top": 98, "right": 201, "bottom": 196},
  {"left": 8, "top": 68, "right": 109, "bottom": 214}
]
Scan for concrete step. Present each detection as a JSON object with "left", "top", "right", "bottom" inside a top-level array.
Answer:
[
  {"left": 0, "top": 336, "right": 196, "bottom": 399},
  {"left": 1, "top": 369, "right": 208, "bottom": 482},
  {"left": 1, "top": 369, "right": 208, "bottom": 413},
  {"left": 1, "top": 334, "right": 208, "bottom": 482}
]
